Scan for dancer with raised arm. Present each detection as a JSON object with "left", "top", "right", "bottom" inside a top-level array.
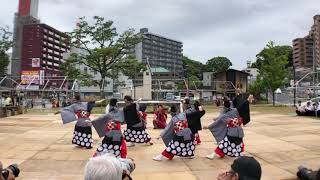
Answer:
[
  {"left": 92, "top": 98, "right": 127, "bottom": 158},
  {"left": 153, "top": 107, "right": 195, "bottom": 161},
  {"left": 186, "top": 101, "right": 206, "bottom": 145},
  {"left": 206, "top": 95, "right": 253, "bottom": 159},
  {"left": 56, "top": 94, "right": 104, "bottom": 149},
  {"left": 123, "top": 96, "right": 152, "bottom": 147}
]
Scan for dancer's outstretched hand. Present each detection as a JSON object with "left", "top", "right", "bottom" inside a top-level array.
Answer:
[{"left": 95, "top": 99, "right": 106, "bottom": 105}]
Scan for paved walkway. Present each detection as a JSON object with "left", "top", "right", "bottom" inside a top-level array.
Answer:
[{"left": 0, "top": 111, "right": 320, "bottom": 180}]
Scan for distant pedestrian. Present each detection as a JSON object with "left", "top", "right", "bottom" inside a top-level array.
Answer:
[{"left": 41, "top": 98, "right": 46, "bottom": 108}]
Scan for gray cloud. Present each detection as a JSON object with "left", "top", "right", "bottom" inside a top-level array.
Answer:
[{"left": 1, "top": 0, "right": 319, "bottom": 69}]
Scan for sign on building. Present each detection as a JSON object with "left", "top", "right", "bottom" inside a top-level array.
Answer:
[
  {"left": 21, "top": 70, "right": 40, "bottom": 85},
  {"left": 31, "top": 58, "right": 40, "bottom": 67}
]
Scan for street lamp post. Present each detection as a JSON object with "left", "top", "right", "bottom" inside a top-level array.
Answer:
[{"left": 293, "top": 64, "right": 296, "bottom": 106}]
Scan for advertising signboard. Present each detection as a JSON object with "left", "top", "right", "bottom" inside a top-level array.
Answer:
[
  {"left": 21, "top": 70, "right": 40, "bottom": 85},
  {"left": 31, "top": 58, "right": 40, "bottom": 67}
]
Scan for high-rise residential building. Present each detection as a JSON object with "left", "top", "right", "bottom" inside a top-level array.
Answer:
[
  {"left": 21, "top": 23, "right": 69, "bottom": 75},
  {"left": 11, "top": 0, "right": 40, "bottom": 78},
  {"left": 10, "top": 0, "right": 70, "bottom": 90},
  {"left": 293, "top": 36, "right": 314, "bottom": 70},
  {"left": 293, "top": 15, "right": 320, "bottom": 72},
  {"left": 311, "top": 15, "right": 320, "bottom": 69},
  {"left": 131, "top": 28, "right": 183, "bottom": 77}
]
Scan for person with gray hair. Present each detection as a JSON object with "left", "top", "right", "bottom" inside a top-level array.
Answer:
[{"left": 84, "top": 154, "right": 135, "bottom": 180}]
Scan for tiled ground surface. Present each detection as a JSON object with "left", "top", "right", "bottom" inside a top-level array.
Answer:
[{"left": 0, "top": 111, "right": 320, "bottom": 180}]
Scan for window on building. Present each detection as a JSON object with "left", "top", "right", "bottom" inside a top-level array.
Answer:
[{"left": 84, "top": 67, "right": 88, "bottom": 73}]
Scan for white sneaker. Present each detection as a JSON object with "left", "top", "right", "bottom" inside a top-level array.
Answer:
[
  {"left": 206, "top": 153, "right": 217, "bottom": 160},
  {"left": 153, "top": 154, "right": 164, "bottom": 161},
  {"left": 127, "top": 142, "right": 135, "bottom": 147}
]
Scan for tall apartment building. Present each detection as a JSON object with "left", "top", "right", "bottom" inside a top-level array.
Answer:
[
  {"left": 311, "top": 15, "right": 320, "bottom": 70},
  {"left": 10, "top": 0, "right": 69, "bottom": 89},
  {"left": 293, "top": 36, "right": 314, "bottom": 69},
  {"left": 293, "top": 15, "right": 320, "bottom": 72},
  {"left": 11, "top": 0, "right": 40, "bottom": 78},
  {"left": 132, "top": 28, "right": 183, "bottom": 77},
  {"left": 21, "top": 23, "right": 69, "bottom": 75}
]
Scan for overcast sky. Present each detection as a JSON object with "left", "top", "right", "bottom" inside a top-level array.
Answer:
[{"left": 1, "top": 0, "right": 319, "bottom": 69}]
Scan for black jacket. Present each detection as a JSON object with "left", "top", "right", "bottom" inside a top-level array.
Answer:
[
  {"left": 123, "top": 103, "right": 141, "bottom": 128},
  {"left": 186, "top": 108, "right": 206, "bottom": 134}
]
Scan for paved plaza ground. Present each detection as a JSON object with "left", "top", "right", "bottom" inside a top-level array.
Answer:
[{"left": 0, "top": 109, "right": 320, "bottom": 180}]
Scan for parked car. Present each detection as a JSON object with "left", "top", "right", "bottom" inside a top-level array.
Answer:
[{"left": 165, "top": 93, "right": 175, "bottom": 101}]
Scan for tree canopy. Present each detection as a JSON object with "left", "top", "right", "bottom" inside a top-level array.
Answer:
[
  {"left": 61, "top": 16, "right": 142, "bottom": 97},
  {"left": 256, "top": 41, "right": 289, "bottom": 106},
  {"left": 0, "top": 26, "right": 12, "bottom": 77},
  {"left": 251, "top": 45, "right": 293, "bottom": 69},
  {"left": 182, "top": 56, "right": 206, "bottom": 79},
  {"left": 205, "top": 56, "right": 232, "bottom": 73}
]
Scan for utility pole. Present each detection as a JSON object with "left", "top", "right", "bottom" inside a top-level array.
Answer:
[
  {"left": 293, "top": 63, "right": 296, "bottom": 106},
  {"left": 134, "top": 66, "right": 136, "bottom": 100}
]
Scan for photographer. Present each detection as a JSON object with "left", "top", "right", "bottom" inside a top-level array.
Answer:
[
  {"left": 1, "top": 161, "right": 20, "bottom": 180},
  {"left": 297, "top": 166, "right": 320, "bottom": 180},
  {"left": 84, "top": 154, "right": 135, "bottom": 180}
]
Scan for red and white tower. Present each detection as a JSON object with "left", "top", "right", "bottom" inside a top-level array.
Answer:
[
  {"left": 11, "top": 0, "right": 40, "bottom": 78},
  {"left": 18, "top": 0, "right": 39, "bottom": 18}
]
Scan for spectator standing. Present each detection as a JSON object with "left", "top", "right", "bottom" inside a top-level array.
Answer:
[{"left": 41, "top": 98, "right": 46, "bottom": 108}]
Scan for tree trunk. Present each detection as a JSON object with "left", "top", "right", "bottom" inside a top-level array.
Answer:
[
  {"left": 99, "top": 78, "right": 105, "bottom": 99},
  {"left": 272, "top": 91, "right": 275, "bottom": 106},
  {"left": 266, "top": 91, "right": 269, "bottom": 104}
]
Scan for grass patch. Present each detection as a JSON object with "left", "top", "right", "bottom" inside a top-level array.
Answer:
[{"left": 250, "top": 104, "right": 295, "bottom": 115}]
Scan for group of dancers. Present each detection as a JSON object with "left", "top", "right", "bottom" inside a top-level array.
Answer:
[{"left": 58, "top": 93, "right": 253, "bottom": 161}]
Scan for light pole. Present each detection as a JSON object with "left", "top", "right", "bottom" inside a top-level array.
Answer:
[
  {"left": 293, "top": 63, "right": 296, "bottom": 106},
  {"left": 134, "top": 65, "right": 136, "bottom": 100}
]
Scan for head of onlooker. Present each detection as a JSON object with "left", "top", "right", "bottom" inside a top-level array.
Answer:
[
  {"left": 139, "top": 104, "right": 147, "bottom": 112},
  {"left": 298, "top": 100, "right": 302, "bottom": 107},
  {"left": 157, "top": 104, "right": 164, "bottom": 112},
  {"left": 74, "top": 94, "right": 81, "bottom": 102},
  {"left": 194, "top": 101, "right": 201, "bottom": 110},
  {"left": 217, "top": 156, "right": 261, "bottom": 180},
  {"left": 182, "top": 98, "right": 191, "bottom": 111},
  {"left": 109, "top": 98, "right": 118, "bottom": 107},
  {"left": 223, "top": 99, "right": 231, "bottom": 109},
  {"left": 84, "top": 154, "right": 135, "bottom": 180},
  {"left": 170, "top": 105, "right": 177, "bottom": 117},
  {"left": 307, "top": 101, "right": 312, "bottom": 106},
  {"left": 124, "top": 96, "right": 133, "bottom": 106}
]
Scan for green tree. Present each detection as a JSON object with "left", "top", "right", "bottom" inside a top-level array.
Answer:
[
  {"left": 177, "top": 75, "right": 201, "bottom": 90},
  {"left": 63, "top": 16, "right": 142, "bottom": 97},
  {"left": 251, "top": 45, "right": 293, "bottom": 69},
  {"left": 205, "top": 56, "right": 232, "bottom": 73},
  {"left": 0, "top": 26, "right": 13, "bottom": 77},
  {"left": 59, "top": 53, "right": 95, "bottom": 87},
  {"left": 248, "top": 75, "right": 267, "bottom": 100},
  {"left": 182, "top": 56, "right": 205, "bottom": 79},
  {"left": 113, "top": 58, "right": 146, "bottom": 79},
  {"left": 258, "top": 41, "right": 289, "bottom": 106}
]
